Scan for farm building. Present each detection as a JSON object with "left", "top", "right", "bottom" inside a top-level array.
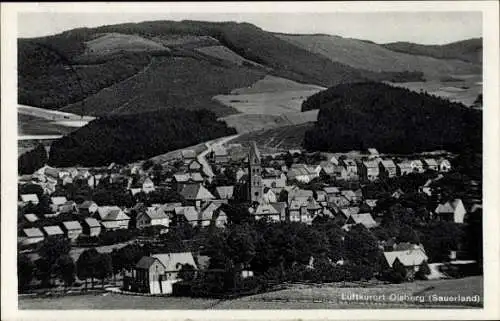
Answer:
[{"left": 434, "top": 199, "right": 467, "bottom": 223}]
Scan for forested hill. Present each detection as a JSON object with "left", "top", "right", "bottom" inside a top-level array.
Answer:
[
  {"left": 19, "top": 20, "right": 424, "bottom": 116},
  {"left": 48, "top": 109, "right": 236, "bottom": 167},
  {"left": 382, "top": 38, "right": 482, "bottom": 64},
  {"left": 303, "top": 82, "right": 482, "bottom": 154}
]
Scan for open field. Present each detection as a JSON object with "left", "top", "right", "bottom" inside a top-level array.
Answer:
[
  {"left": 386, "top": 74, "right": 482, "bottom": 107},
  {"left": 195, "top": 45, "right": 264, "bottom": 68},
  {"left": 82, "top": 33, "right": 168, "bottom": 57},
  {"left": 217, "top": 75, "right": 324, "bottom": 133},
  {"left": 277, "top": 34, "right": 481, "bottom": 80},
  {"left": 19, "top": 276, "right": 482, "bottom": 310}
]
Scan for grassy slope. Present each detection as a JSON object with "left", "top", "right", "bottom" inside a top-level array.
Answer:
[
  {"left": 382, "top": 38, "right": 482, "bottom": 64},
  {"left": 276, "top": 34, "right": 481, "bottom": 80}
]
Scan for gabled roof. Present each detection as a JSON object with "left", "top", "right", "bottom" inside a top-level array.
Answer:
[
  {"left": 215, "top": 186, "right": 235, "bottom": 199},
  {"left": 145, "top": 206, "right": 169, "bottom": 220},
  {"left": 136, "top": 256, "right": 164, "bottom": 270},
  {"left": 384, "top": 249, "right": 428, "bottom": 267},
  {"left": 289, "top": 199, "right": 304, "bottom": 210},
  {"left": 21, "top": 194, "right": 39, "bottom": 203},
  {"left": 341, "top": 190, "right": 356, "bottom": 198},
  {"left": 343, "top": 159, "right": 357, "bottom": 167},
  {"left": 435, "top": 202, "right": 455, "bottom": 214},
  {"left": 340, "top": 206, "right": 360, "bottom": 217},
  {"left": 411, "top": 160, "right": 424, "bottom": 167},
  {"left": 380, "top": 159, "right": 396, "bottom": 169},
  {"left": 323, "top": 187, "right": 340, "bottom": 194},
  {"left": 84, "top": 217, "right": 101, "bottom": 228},
  {"left": 175, "top": 206, "right": 199, "bottom": 222},
  {"left": 105, "top": 209, "right": 130, "bottom": 221},
  {"left": 97, "top": 206, "right": 122, "bottom": 220},
  {"left": 347, "top": 213, "right": 377, "bottom": 229},
  {"left": 180, "top": 184, "right": 215, "bottom": 201},
  {"left": 364, "top": 199, "right": 378, "bottom": 208},
  {"left": 152, "top": 252, "right": 198, "bottom": 272},
  {"left": 181, "top": 150, "right": 196, "bottom": 159},
  {"left": 397, "top": 162, "right": 412, "bottom": 169},
  {"left": 306, "top": 198, "right": 322, "bottom": 211},
  {"left": 251, "top": 204, "right": 279, "bottom": 215},
  {"left": 78, "top": 200, "right": 97, "bottom": 209},
  {"left": 51, "top": 196, "right": 68, "bottom": 206},
  {"left": 363, "top": 160, "right": 379, "bottom": 168},
  {"left": 161, "top": 202, "right": 183, "bottom": 213},
  {"left": 423, "top": 158, "right": 438, "bottom": 167},
  {"left": 24, "top": 213, "right": 39, "bottom": 222},
  {"left": 199, "top": 202, "right": 223, "bottom": 221},
  {"left": 368, "top": 148, "right": 379, "bottom": 155},
  {"left": 173, "top": 172, "right": 204, "bottom": 183},
  {"left": 23, "top": 227, "right": 44, "bottom": 238},
  {"left": 43, "top": 225, "right": 64, "bottom": 236},
  {"left": 62, "top": 221, "right": 82, "bottom": 230}
]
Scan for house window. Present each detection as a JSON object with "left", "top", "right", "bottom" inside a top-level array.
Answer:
[{"left": 255, "top": 192, "right": 259, "bottom": 197}]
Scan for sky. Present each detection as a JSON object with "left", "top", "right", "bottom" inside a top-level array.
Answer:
[{"left": 17, "top": 11, "right": 482, "bottom": 45}]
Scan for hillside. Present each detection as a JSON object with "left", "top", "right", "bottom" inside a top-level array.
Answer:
[
  {"left": 382, "top": 38, "right": 482, "bottom": 64},
  {"left": 276, "top": 34, "right": 481, "bottom": 80},
  {"left": 303, "top": 82, "right": 482, "bottom": 154},
  {"left": 48, "top": 109, "right": 236, "bottom": 167},
  {"left": 19, "top": 20, "right": 426, "bottom": 117}
]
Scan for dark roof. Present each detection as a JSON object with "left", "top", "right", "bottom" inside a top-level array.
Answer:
[{"left": 136, "top": 256, "right": 164, "bottom": 269}]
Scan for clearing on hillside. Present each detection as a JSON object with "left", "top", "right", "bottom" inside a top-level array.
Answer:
[
  {"left": 82, "top": 33, "right": 168, "bottom": 57},
  {"left": 195, "top": 45, "right": 264, "bottom": 68}
]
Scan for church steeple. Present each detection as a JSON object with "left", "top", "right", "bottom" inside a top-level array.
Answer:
[{"left": 248, "top": 141, "right": 262, "bottom": 204}]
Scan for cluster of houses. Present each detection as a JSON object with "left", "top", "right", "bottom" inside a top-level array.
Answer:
[{"left": 17, "top": 142, "right": 480, "bottom": 292}]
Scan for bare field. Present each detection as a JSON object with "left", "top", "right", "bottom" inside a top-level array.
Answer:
[
  {"left": 387, "top": 74, "right": 482, "bottom": 107},
  {"left": 19, "top": 276, "right": 482, "bottom": 310},
  {"left": 82, "top": 33, "right": 167, "bottom": 57}
]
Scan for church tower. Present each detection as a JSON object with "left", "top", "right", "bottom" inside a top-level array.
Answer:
[{"left": 248, "top": 141, "right": 263, "bottom": 204}]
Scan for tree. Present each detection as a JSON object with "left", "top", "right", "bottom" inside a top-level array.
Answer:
[
  {"left": 415, "top": 260, "right": 431, "bottom": 280},
  {"left": 54, "top": 255, "right": 76, "bottom": 288},
  {"left": 18, "top": 254, "right": 35, "bottom": 291},
  {"left": 397, "top": 225, "right": 420, "bottom": 244},
  {"left": 35, "top": 258, "right": 52, "bottom": 287},
  {"left": 39, "top": 238, "right": 71, "bottom": 266},
  {"left": 178, "top": 263, "right": 196, "bottom": 282},
  {"left": 142, "top": 159, "right": 154, "bottom": 171},
  {"left": 95, "top": 253, "right": 113, "bottom": 288},
  {"left": 76, "top": 248, "right": 99, "bottom": 289},
  {"left": 18, "top": 143, "right": 47, "bottom": 175},
  {"left": 344, "top": 224, "right": 383, "bottom": 269}
]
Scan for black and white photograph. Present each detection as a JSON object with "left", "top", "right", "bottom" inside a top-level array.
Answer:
[{"left": 2, "top": 2, "right": 499, "bottom": 320}]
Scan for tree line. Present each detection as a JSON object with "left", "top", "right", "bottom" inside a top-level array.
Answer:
[
  {"left": 303, "top": 82, "right": 482, "bottom": 154},
  {"left": 48, "top": 108, "right": 236, "bottom": 167}
]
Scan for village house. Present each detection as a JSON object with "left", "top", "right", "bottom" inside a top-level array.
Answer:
[
  {"left": 179, "top": 183, "right": 215, "bottom": 209},
  {"left": 288, "top": 199, "right": 303, "bottom": 222},
  {"left": 96, "top": 206, "right": 130, "bottom": 230},
  {"left": 323, "top": 186, "right": 341, "bottom": 197},
  {"left": 214, "top": 186, "right": 235, "bottom": 200},
  {"left": 20, "top": 193, "right": 39, "bottom": 206},
  {"left": 327, "top": 194, "right": 351, "bottom": 209},
  {"left": 397, "top": 161, "right": 413, "bottom": 176},
  {"left": 42, "top": 225, "right": 65, "bottom": 238},
  {"left": 383, "top": 248, "right": 429, "bottom": 281},
  {"left": 319, "top": 161, "right": 336, "bottom": 179},
  {"left": 132, "top": 252, "right": 198, "bottom": 294},
  {"left": 77, "top": 200, "right": 99, "bottom": 216},
  {"left": 343, "top": 213, "right": 378, "bottom": 230},
  {"left": 261, "top": 187, "right": 277, "bottom": 204},
  {"left": 198, "top": 201, "right": 228, "bottom": 228},
  {"left": 173, "top": 172, "right": 204, "bottom": 192},
  {"left": 434, "top": 199, "right": 467, "bottom": 223},
  {"left": 181, "top": 150, "right": 197, "bottom": 164},
  {"left": 19, "top": 227, "right": 45, "bottom": 246},
  {"left": 338, "top": 206, "right": 360, "bottom": 220},
  {"left": 211, "top": 145, "right": 230, "bottom": 164},
  {"left": 58, "top": 201, "right": 79, "bottom": 214},
  {"left": 305, "top": 197, "right": 322, "bottom": 218},
  {"left": 174, "top": 206, "right": 200, "bottom": 227},
  {"left": 322, "top": 153, "right": 340, "bottom": 165},
  {"left": 410, "top": 160, "right": 425, "bottom": 173},
  {"left": 439, "top": 159, "right": 452, "bottom": 173},
  {"left": 367, "top": 148, "right": 380, "bottom": 158},
  {"left": 316, "top": 190, "right": 327, "bottom": 202},
  {"left": 360, "top": 160, "right": 380, "bottom": 182},
  {"left": 262, "top": 169, "right": 287, "bottom": 189},
  {"left": 61, "top": 221, "right": 83, "bottom": 241},
  {"left": 250, "top": 203, "right": 281, "bottom": 222},
  {"left": 50, "top": 196, "right": 68, "bottom": 212},
  {"left": 287, "top": 164, "right": 316, "bottom": 183},
  {"left": 379, "top": 159, "right": 397, "bottom": 179},
  {"left": 187, "top": 159, "right": 203, "bottom": 172},
  {"left": 136, "top": 206, "right": 170, "bottom": 229},
  {"left": 23, "top": 213, "right": 39, "bottom": 224},
  {"left": 341, "top": 159, "right": 358, "bottom": 178},
  {"left": 81, "top": 217, "right": 102, "bottom": 237},
  {"left": 423, "top": 158, "right": 439, "bottom": 171}
]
